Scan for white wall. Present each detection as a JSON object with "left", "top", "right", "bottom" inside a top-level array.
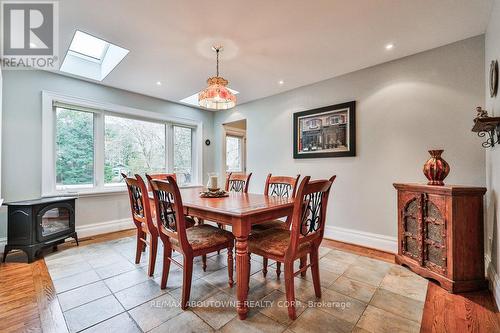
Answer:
[
  {"left": 485, "top": 0, "right": 500, "bottom": 305},
  {"left": 1, "top": 70, "right": 215, "bottom": 239},
  {"left": 214, "top": 36, "right": 486, "bottom": 252}
]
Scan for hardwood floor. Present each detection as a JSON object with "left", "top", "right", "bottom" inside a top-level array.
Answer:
[
  {"left": 0, "top": 230, "right": 135, "bottom": 333},
  {"left": 0, "top": 259, "right": 65, "bottom": 333},
  {"left": 421, "top": 282, "right": 500, "bottom": 333},
  {"left": 1, "top": 231, "right": 499, "bottom": 333}
]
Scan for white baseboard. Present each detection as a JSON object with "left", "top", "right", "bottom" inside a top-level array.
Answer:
[
  {"left": 76, "top": 218, "right": 134, "bottom": 239},
  {"left": 324, "top": 225, "right": 397, "bottom": 253},
  {"left": 0, "top": 220, "right": 133, "bottom": 253},
  {"left": 0, "top": 221, "right": 397, "bottom": 255},
  {"left": 0, "top": 237, "right": 6, "bottom": 254},
  {"left": 485, "top": 254, "right": 500, "bottom": 308}
]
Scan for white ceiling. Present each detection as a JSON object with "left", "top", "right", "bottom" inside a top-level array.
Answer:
[{"left": 56, "top": 0, "right": 493, "bottom": 109}]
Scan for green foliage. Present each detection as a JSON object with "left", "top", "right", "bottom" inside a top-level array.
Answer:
[
  {"left": 56, "top": 109, "right": 94, "bottom": 185},
  {"left": 56, "top": 109, "right": 194, "bottom": 186}
]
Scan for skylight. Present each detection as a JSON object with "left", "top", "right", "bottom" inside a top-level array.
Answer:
[
  {"left": 180, "top": 88, "right": 239, "bottom": 110},
  {"left": 60, "top": 30, "right": 129, "bottom": 81},
  {"left": 69, "top": 31, "right": 109, "bottom": 61}
]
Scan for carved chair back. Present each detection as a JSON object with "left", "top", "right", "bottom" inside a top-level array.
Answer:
[
  {"left": 287, "top": 175, "right": 336, "bottom": 258},
  {"left": 264, "top": 174, "right": 301, "bottom": 198},
  {"left": 148, "top": 176, "right": 191, "bottom": 254},
  {"left": 122, "top": 173, "right": 157, "bottom": 236},
  {"left": 225, "top": 172, "right": 252, "bottom": 193},
  {"left": 147, "top": 173, "right": 177, "bottom": 192}
]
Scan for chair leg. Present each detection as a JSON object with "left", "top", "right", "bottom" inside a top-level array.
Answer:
[
  {"left": 202, "top": 255, "right": 207, "bottom": 272},
  {"left": 161, "top": 244, "right": 172, "bottom": 289},
  {"left": 148, "top": 235, "right": 158, "bottom": 277},
  {"left": 142, "top": 233, "right": 147, "bottom": 252},
  {"left": 300, "top": 256, "right": 307, "bottom": 278},
  {"left": 262, "top": 257, "right": 268, "bottom": 277},
  {"left": 181, "top": 255, "right": 194, "bottom": 310},
  {"left": 276, "top": 262, "right": 282, "bottom": 279},
  {"left": 216, "top": 224, "right": 224, "bottom": 255},
  {"left": 310, "top": 248, "right": 321, "bottom": 298},
  {"left": 135, "top": 230, "right": 144, "bottom": 264},
  {"left": 227, "top": 246, "right": 234, "bottom": 287},
  {"left": 284, "top": 261, "right": 297, "bottom": 320}
]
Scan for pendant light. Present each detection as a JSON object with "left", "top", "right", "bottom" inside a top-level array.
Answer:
[{"left": 198, "top": 46, "right": 236, "bottom": 110}]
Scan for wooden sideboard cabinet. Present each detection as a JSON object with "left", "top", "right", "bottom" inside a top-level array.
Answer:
[{"left": 393, "top": 183, "right": 487, "bottom": 293}]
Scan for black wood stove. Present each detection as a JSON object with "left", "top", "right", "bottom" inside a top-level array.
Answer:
[{"left": 2, "top": 197, "right": 79, "bottom": 263}]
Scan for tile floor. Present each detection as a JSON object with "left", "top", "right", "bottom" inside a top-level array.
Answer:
[{"left": 45, "top": 236, "right": 428, "bottom": 333}]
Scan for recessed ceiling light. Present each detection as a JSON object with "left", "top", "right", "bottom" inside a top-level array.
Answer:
[
  {"left": 156, "top": 81, "right": 162, "bottom": 86},
  {"left": 385, "top": 43, "right": 394, "bottom": 50},
  {"left": 278, "top": 80, "right": 284, "bottom": 85}
]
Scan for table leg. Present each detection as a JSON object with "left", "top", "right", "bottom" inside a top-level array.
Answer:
[{"left": 235, "top": 235, "right": 250, "bottom": 319}]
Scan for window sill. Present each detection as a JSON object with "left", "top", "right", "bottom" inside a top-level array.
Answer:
[{"left": 42, "top": 184, "right": 204, "bottom": 198}]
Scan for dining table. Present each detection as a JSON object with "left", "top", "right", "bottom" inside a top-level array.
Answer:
[{"left": 150, "top": 187, "right": 294, "bottom": 320}]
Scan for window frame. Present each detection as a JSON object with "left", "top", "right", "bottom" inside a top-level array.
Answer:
[{"left": 42, "top": 91, "right": 203, "bottom": 197}]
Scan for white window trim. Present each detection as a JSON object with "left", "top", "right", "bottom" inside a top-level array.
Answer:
[{"left": 41, "top": 90, "right": 203, "bottom": 197}]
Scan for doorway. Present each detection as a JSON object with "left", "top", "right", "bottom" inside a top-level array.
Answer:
[{"left": 223, "top": 119, "right": 246, "bottom": 174}]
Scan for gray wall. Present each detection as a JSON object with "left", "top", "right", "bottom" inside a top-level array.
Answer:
[
  {"left": 1, "top": 70, "right": 215, "bottom": 237},
  {"left": 485, "top": 0, "right": 500, "bottom": 301},
  {"left": 214, "top": 36, "right": 486, "bottom": 250}
]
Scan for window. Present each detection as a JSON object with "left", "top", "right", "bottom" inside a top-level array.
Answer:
[
  {"left": 173, "top": 126, "right": 193, "bottom": 185},
  {"left": 56, "top": 107, "right": 94, "bottom": 188},
  {"left": 105, "top": 115, "right": 166, "bottom": 184},
  {"left": 226, "top": 135, "right": 243, "bottom": 172},
  {"left": 42, "top": 92, "right": 202, "bottom": 196}
]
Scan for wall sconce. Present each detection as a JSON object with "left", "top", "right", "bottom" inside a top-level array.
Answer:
[{"left": 472, "top": 107, "right": 500, "bottom": 148}]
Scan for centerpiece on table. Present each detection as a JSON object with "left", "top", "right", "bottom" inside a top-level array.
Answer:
[{"left": 200, "top": 172, "right": 229, "bottom": 198}]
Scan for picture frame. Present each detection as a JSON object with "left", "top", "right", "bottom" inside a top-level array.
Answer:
[
  {"left": 490, "top": 60, "right": 498, "bottom": 98},
  {"left": 293, "top": 101, "right": 356, "bottom": 158}
]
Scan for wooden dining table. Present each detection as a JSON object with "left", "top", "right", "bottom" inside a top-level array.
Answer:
[{"left": 150, "top": 187, "right": 294, "bottom": 320}]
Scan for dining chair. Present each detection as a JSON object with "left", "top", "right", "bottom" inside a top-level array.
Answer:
[
  {"left": 122, "top": 173, "right": 158, "bottom": 277},
  {"left": 149, "top": 176, "right": 235, "bottom": 309},
  {"left": 254, "top": 174, "right": 301, "bottom": 231},
  {"left": 217, "top": 172, "right": 253, "bottom": 233},
  {"left": 252, "top": 174, "right": 300, "bottom": 278},
  {"left": 147, "top": 173, "right": 199, "bottom": 224},
  {"left": 225, "top": 172, "right": 252, "bottom": 193},
  {"left": 145, "top": 174, "right": 208, "bottom": 269},
  {"left": 247, "top": 175, "right": 336, "bottom": 320},
  {"left": 147, "top": 173, "right": 177, "bottom": 192}
]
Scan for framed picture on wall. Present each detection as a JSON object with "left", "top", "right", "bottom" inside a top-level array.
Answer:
[{"left": 293, "top": 101, "right": 356, "bottom": 158}]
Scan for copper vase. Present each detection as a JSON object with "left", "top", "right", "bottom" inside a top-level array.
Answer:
[{"left": 423, "top": 150, "right": 450, "bottom": 186}]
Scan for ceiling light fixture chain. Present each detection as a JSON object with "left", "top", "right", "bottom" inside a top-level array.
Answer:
[{"left": 214, "top": 46, "right": 221, "bottom": 77}]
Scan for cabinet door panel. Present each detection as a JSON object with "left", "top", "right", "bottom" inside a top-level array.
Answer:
[
  {"left": 423, "top": 194, "right": 447, "bottom": 274},
  {"left": 400, "top": 193, "right": 423, "bottom": 263}
]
